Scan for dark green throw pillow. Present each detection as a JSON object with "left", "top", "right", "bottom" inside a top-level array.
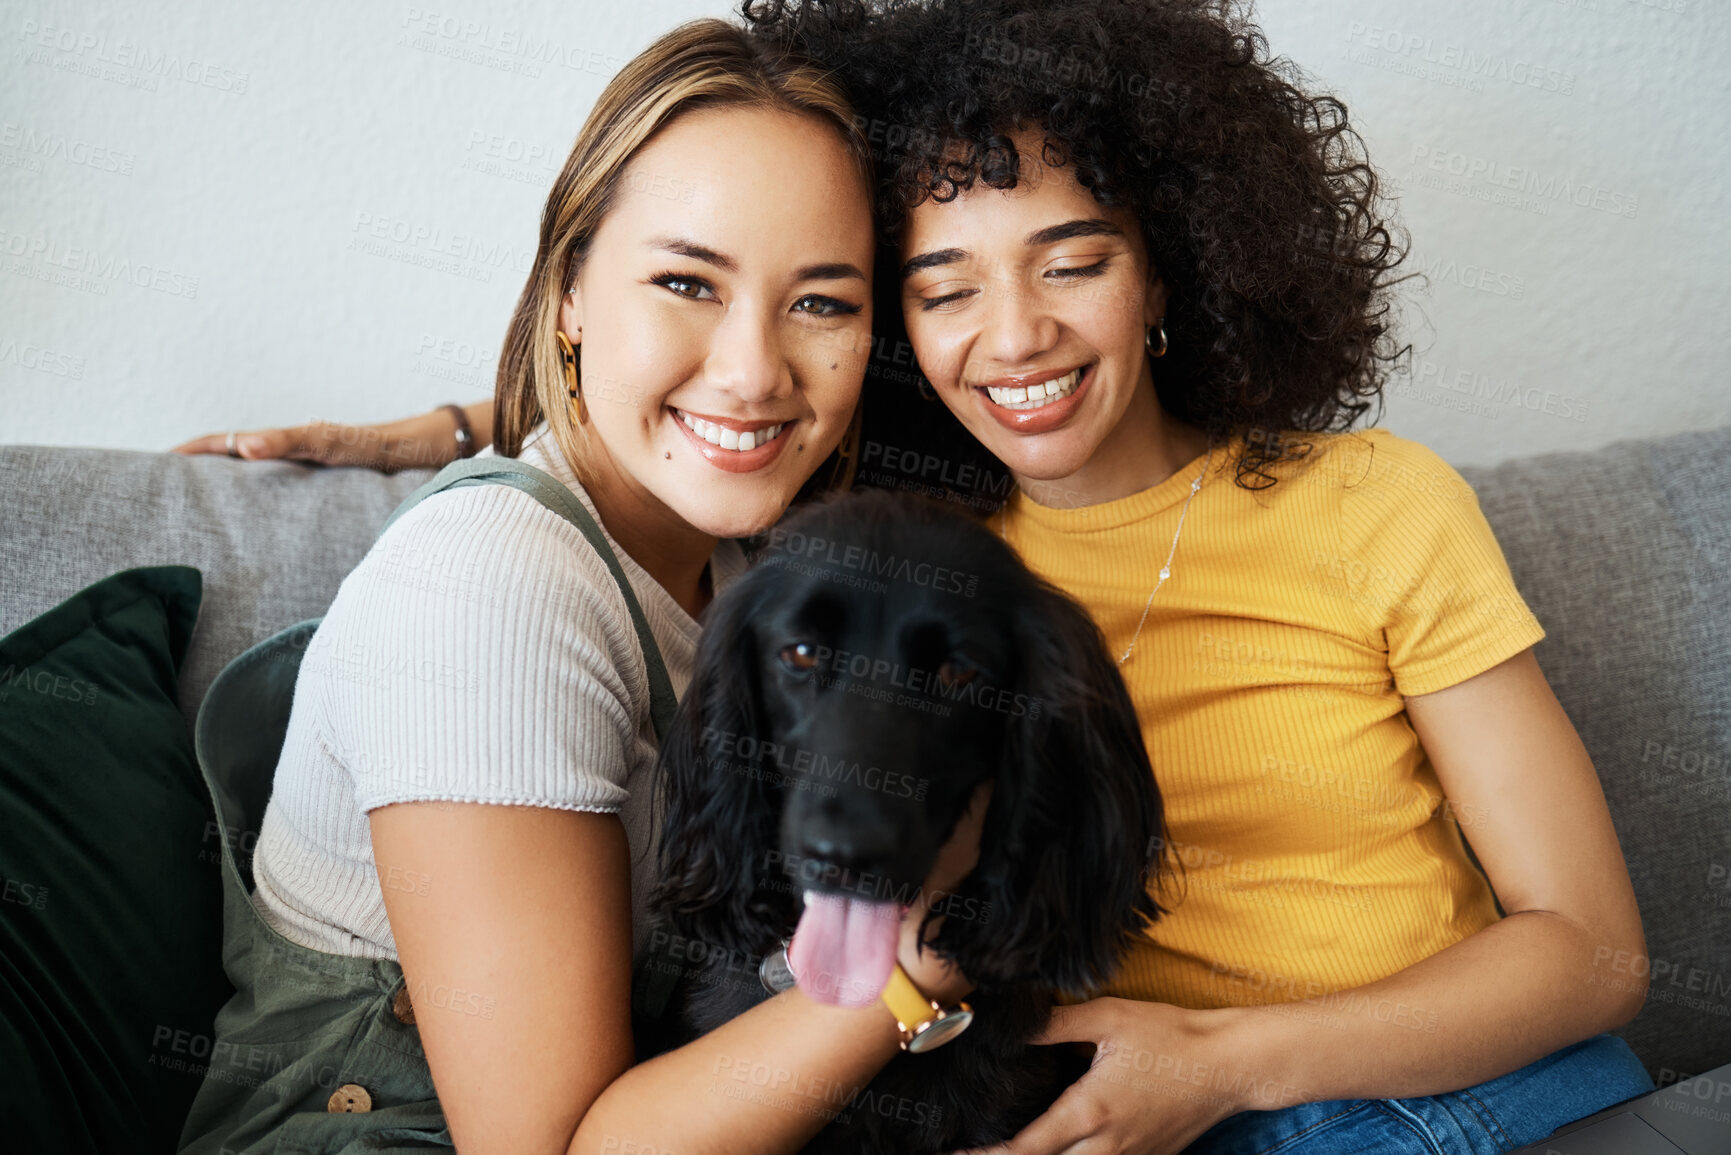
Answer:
[{"left": 0, "top": 566, "right": 231, "bottom": 1153}]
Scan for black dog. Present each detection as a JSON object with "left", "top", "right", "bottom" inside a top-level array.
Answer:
[{"left": 641, "top": 490, "right": 1169, "bottom": 1153}]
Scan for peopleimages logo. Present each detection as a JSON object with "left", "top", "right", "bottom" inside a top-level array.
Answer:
[
  {"left": 0, "top": 336, "right": 85, "bottom": 379},
  {"left": 16, "top": 19, "right": 250, "bottom": 94},
  {"left": 1415, "top": 255, "right": 1525, "bottom": 301},
  {"left": 349, "top": 211, "right": 535, "bottom": 273},
  {"left": 796, "top": 645, "right": 1042, "bottom": 720},
  {"left": 1402, "top": 357, "right": 1592, "bottom": 423},
  {"left": 1344, "top": 22, "right": 1577, "bottom": 95},
  {"left": 1410, "top": 144, "right": 1638, "bottom": 220},
  {"left": 397, "top": 7, "right": 628, "bottom": 78},
  {"left": 0, "top": 226, "right": 200, "bottom": 298},
  {"left": 0, "top": 122, "right": 135, "bottom": 175},
  {"left": 700, "top": 727, "right": 930, "bottom": 801},
  {"left": 764, "top": 525, "right": 982, "bottom": 598},
  {"left": 0, "top": 662, "right": 101, "bottom": 706}
]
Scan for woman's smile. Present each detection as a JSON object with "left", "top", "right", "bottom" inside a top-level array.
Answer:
[
  {"left": 973, "top": 363, "right": 1096, "bottom": 434},
  {"left": 670, "top": 406, "right": 796, "bottom": 473}
]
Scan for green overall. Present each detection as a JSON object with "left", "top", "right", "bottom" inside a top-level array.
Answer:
[{"left": 177, "top": 458, "right": 678, "bottom": 1154}]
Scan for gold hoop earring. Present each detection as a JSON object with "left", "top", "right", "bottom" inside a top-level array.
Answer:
[
  {"left": 1146, "top": 320, "right": 1168, "bottom": 359},
  {"left": 916, "top": 377, "right": 939, "bottom": 402},
  {"left": 555, "top": 329, "right": 586, "bottom": 424}
]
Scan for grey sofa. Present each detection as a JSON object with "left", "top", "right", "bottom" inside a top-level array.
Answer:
[{"left": 2, "top": 428, "right": 1728, "bottom": 1085}]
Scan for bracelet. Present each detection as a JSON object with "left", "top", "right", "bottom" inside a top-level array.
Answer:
[{"left": 442, "top": 403, "right": 477, "bottom": 460}]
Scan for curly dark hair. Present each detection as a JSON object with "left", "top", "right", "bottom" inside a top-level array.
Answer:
[{"left": 744, "top": 0, "right": 1410, "bottom": 496}]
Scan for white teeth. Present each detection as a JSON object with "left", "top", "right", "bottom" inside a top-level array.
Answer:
[
  {"left": 678, "top": 412, "right": 784, "bottom": 452},
  {"left": 985, "top": 367, "right": 1083, "bottom": 410}
]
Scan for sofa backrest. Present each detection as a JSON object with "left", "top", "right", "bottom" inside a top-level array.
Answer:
[
  {"left": 1460, "top": 427, "right": 1731, "bottom": 1081},
  {"left": 0, "top": 447, "right": 431, "bottom": 734},
  {"left": 2, "top": 428, "right": 1727, "bottom": 1079}
]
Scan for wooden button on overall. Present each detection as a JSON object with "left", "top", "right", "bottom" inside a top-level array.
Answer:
[
  {"left": 392, "top": 986, "right": 416, "bottom": 1025},
  {"left": 327, "top": 1084, "right": 373, "bottom": 1113}
]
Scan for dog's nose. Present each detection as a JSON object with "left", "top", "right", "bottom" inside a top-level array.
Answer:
[
  {"left": 797, "top": 808, "right": 902, "bottom": 878},
  {"left": 798, "top": 831, "right": 894, "bottom": 872}
]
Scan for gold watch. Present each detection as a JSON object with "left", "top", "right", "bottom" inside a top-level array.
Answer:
[{"left": 880, "top": 962, "right": 973, "bottom": 1053}]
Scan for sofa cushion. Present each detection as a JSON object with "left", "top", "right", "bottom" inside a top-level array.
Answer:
[
  {"left": 0, "top": 447, "right": 430, "bottom": 735},
  {"left": 0, "top": 565, "right": 222, "bottom": 1153},
  {"left": 1462, "top": 427, "right": 1731, "bottom": 1080}
]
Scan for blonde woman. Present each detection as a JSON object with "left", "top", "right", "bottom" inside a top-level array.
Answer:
[{"left": 176, "top": 20, "right": 978, "bottom": 1155}]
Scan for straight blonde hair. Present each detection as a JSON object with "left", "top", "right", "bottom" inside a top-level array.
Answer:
[{"left": 494, "top": 19, "right": 870, "bottom": 494}]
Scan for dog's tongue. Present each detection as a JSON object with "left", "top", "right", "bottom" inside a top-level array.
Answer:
[{"left": 789, "top": 892, "right": 901, "bottom": 1008}]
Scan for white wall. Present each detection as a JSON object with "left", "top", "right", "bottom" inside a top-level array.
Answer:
[{"left": 2, "top": 0, "right": 1726, "bottom": 467}]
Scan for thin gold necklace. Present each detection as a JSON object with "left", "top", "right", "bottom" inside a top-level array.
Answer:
[{"left": 1001, "top": 448, "right": 1213, "bottom": 666}]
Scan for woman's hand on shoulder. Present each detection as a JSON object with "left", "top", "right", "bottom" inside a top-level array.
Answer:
[{"left": 171, "top": 400, "right": 492, "bottom": 473}]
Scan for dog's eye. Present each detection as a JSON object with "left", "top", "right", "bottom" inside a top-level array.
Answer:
[
  {"left": 937, "top": 659, "right": 978, "bottom": 687},
  {"left": 779, "top": 643, "right": 819, "bottom": 673}
]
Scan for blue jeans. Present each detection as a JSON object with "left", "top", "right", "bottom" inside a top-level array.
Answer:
[{"left": 1184, "top": 1034, "right": 1654, "bottom": 1154}]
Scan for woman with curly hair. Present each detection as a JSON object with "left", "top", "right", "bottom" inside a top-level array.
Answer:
[
  {"left": 749, "top": 3, "right": 1654, "bottom": 1152},
  {"left": 184, "top": 2, "right": 1655, "bottom": 1151}
]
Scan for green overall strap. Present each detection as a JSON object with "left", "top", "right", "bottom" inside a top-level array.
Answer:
[{"left": 379, "top": 457, "right": 679, "bottom": 744}]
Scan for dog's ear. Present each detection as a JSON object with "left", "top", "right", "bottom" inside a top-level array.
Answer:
[
  {"left": 651, "top": 575, "right": 787, "bottom": 954},
  {"left": 947, "top": 581, "right": 1168, "bottom": 996}
]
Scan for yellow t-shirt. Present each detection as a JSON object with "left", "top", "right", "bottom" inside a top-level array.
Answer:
[{"left": 998, "top": 428, "right": 1546, "bottom": 1011}]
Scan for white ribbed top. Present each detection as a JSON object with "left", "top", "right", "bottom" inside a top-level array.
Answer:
[{"left": 250, "top": 425, "right": 746, "bottom": 962}]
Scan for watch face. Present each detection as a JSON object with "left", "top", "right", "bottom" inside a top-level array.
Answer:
[
  {"left": 906, "top": 1008, "right": 974, "bottom": 1053},
  {"left": 759, "top": 947, "right": 796, "bottom": 995}
]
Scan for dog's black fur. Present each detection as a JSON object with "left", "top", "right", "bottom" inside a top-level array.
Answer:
[{"left": 642, "top": 490, "right": 1169, "bottom": 1153}]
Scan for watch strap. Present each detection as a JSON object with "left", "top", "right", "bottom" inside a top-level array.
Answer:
[
  {"left": 881, "top": 961, "right": 977, "bottom": 1054},
  {"left": 880, "top": 962, "right": 938, "bottom": 1037}
]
